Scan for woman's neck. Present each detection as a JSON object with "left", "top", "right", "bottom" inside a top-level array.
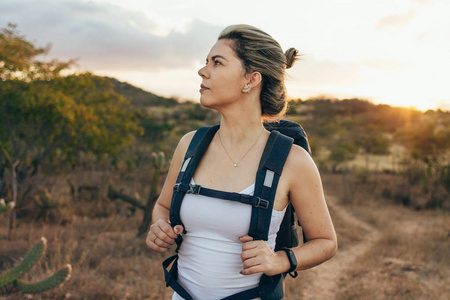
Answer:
[
  {"left": 213, "top": 91, "right": 266, "bottom": 145},
  {"left": 218, "top": 112, "right": 265, "bottom": 147}
]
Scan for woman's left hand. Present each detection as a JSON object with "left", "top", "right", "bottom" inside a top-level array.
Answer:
[{"left": 239, "top": 235, "right": 288, "bottom": 276}]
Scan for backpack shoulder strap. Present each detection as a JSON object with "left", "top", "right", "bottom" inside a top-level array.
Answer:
[
  {"left": 264, "top": 120, "right": 311, "bottom": 155},
  {"left": 249, "top": 131, "right": 293, "bottom": 241},
  {"left": 265, "top": 120, "right": 311, "bottom": 249},
  {"left": 169, "top": 125, "right": 219, "bottom": 229}
]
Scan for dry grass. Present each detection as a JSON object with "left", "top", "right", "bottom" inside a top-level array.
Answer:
[
  {"left": 283, "top": 173, "right": 449, "bottom": 300},
  {"left": 0, "top": 213, "right": 175, "bottom": 300},
  {"left": 1, "top": 171, "right": 449, "bottom": 299},
  {"left": 326, "top": 202, "right": 371, "bottom": 251},
  {"left": 336, "top": 206, "right": 449, "bottom": 300},
  {"left": 321, "top": 173, "right": 449, "bottom": 300}
]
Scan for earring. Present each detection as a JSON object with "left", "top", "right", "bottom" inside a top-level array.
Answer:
[{"left": 242, "top": 84, "right": 251, "bottom": 93}]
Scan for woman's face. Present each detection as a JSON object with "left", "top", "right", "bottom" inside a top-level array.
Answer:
[{"left": 198, "top": 39, "right": 248, "bottom": 109}]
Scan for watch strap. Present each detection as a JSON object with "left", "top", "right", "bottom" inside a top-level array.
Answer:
[{"left": 280, "top": 248, "right": 298, "bottom": 278}]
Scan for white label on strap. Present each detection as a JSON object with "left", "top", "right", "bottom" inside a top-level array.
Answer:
[
  {"left": 181, "top": 157, "right": 191, "bottom": 172},
  {"left": 263, "top": 170, "right": 275, "bottom": 188}
]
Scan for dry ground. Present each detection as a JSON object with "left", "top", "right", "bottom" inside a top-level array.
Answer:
[
  {"left": 1, "top": 174, "right": 449, "bottom": 299},
  {"left": 285, "top": 188, "right": 449, "bottom": 299}
]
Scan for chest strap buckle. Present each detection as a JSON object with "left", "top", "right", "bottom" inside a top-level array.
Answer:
[
  {"left": 174, "top": 183, "right": 202, "bottom": 194},
  {"left": 187, "top": 184, "right": 201, "bottom": 194}
]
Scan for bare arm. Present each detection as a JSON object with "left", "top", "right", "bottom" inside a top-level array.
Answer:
[
  {"left": 285, "top": 146, "right": 337, "bottom": 271},
  {"left": 146, "top": 131, "right": 195, "bottom": 253},
  {"left": 241, "top": 146, "right": 337, "bottom": 276}
]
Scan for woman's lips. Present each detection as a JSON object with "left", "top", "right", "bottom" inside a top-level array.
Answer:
[{"left": 200, "top": 84, "right": 210, "bottom": 93}]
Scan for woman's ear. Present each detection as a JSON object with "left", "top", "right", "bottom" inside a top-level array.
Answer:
[{"left": 247, "top": 71, "right": 262, "bottom": 90}]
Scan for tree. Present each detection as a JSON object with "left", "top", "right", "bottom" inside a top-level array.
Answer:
[
  {"left": 0, "top": 23, "right": 74, "bottom": 82},
  {"left": 108, "top": 152, "right": 168, "bottom": 237},
  {"left": 350, "top": 121, "right": 390, "bottom": 170},
  {"left": 396, "top": 116, "right": 450, "bottom": 208},
  {"left": 328, "top": 142, "right": 358, "bottom": 173},
  {"left": 0, "top": 24, "right": 142, "bottom": 238},
  {"left": 397, "top": 117, "right": 450, "bottom": 164}
]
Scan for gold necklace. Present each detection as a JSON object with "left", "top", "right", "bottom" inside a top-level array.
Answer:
[{"left": 218, "top": 128, "right": 264, "bottom": 167}]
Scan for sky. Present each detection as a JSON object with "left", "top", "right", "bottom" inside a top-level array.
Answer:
[{"left": 1, "top": 0, "right": 449, "bottom": 111}]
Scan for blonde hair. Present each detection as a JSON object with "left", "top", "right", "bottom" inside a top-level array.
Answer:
[{"left": 218, "top": 24, "right": 299, "bottom": 121}]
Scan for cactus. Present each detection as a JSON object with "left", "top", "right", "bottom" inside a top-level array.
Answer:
[
  {"left": 34, "top": 189, "right": 59, "bottom": 222},
  {"left": 152, "top": 151, "right": 169, "bottom": 174},
  {"left": 0, "top": 198, "right": 15, "bottom": 214},
  {"left": 0, "top": 237, "right": 72, "bottom": 294},
  {"left": 0, "top": 237, "right": 46, "bottom": 287},
  {"left": 148, "top": 152, "right": 168, "bottom": 205},
  {"left": 14, "top": 264, "right": 72, "bottom": 293},
  {"left": 138, "top": 152, "right": 168, "bottom": 236}
]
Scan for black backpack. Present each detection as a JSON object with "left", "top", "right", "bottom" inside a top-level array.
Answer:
[{"left": 163, "top": 120, "right": 311, "bottom": 300}]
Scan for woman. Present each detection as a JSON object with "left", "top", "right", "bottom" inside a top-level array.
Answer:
[{"left": 146, "top": 24, "right": 337, "bottom": 299}]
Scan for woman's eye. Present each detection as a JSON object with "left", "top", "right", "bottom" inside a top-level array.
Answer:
[{"left": 205, "top": 59, "right": 221, "bottom": 66}]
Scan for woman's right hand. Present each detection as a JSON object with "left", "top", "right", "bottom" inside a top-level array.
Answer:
[{"left": 146, "top": 220, "right": 184, "bottom": 253}]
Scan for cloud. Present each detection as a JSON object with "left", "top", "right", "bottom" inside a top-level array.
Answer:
[
  {"left": 286, "top": 55, "right": 407, "bottom": 103},
  {"left": 412, "top": 0, "right": 433, "bottom": 5},
  {"left": 289, "top": 55, "right": 365, "bottom": 87},
  {"left": 0, "top": 0, "right": 222, "bottom": 71},
  {"left": 377, "top": 7, "right": 416, "bottom": 28},
  {"left": 361, "top": 59, "right": 405, "bottom": 70}
]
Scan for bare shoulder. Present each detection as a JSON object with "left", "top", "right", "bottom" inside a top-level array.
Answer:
[
  {"left": 178, "top": 130, "right": 196, "bottom": 149},
  {"left": 283, "top": 144, "right": 319, "bottom": 184},
  {"left": 286, "top": 144, "right": 315, "bottom": 168},
  {"left": 155, "top": 130, "right": 197, "bottom": 209},
  {"left": 180, "top": 130, "right": 196, "bottom": 144},
  {"left": 173, "top": 130, "right": 196, "bottom": 159}
]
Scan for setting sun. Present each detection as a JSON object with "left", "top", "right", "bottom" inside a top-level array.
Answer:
[
  {"left": 1, "top": 2, "right": 449, "bottom": 298},
  {"left": 2, "top": 0, "right": 449, "bottom": 111}
]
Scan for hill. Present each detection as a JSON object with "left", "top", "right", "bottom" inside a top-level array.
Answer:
[{"left": 105, "top": 77, "right": 178, "bottom": 108}]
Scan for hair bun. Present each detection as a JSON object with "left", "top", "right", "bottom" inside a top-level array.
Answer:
[{"left": 285, "top": 48, "right": 299, "bottom": 69}]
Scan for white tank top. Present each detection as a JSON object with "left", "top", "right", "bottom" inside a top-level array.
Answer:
[{"left": 172, "top": 179, "right": 286, "bottom": 300}]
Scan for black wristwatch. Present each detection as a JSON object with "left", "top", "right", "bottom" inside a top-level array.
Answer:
[{"left": 280, "top": 248, "right": 298, "bottom": 278}]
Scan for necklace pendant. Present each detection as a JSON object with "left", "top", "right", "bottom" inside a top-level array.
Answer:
[{"left": 234, "top": 163, "right": 238, "bottom": 167}]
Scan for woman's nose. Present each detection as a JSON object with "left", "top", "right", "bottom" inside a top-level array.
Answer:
[{"left": 198, "top": 65, "right": 208, "bottom": 78}]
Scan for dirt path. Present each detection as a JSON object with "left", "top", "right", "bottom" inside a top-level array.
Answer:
[{"left": 294, "top": 195, "right": 382, "bottom": 300}]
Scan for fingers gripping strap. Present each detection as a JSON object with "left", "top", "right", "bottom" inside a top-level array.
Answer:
[
  {"left": 165, "top": 127, "right": 291, "bottom": 300},
  {"left": 163, "top": 255, "right": 284, "bottom": 300}
]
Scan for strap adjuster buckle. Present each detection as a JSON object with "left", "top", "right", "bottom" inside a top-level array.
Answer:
[
  {"left": 174, "top": 183, "right": 201, "bottom": 194},
  {"left": 187, "top": 184, "right": 201, "bottom": 194},
  {"left": 186, "top": 184, "right": 194, "bottom": 194},
  {"left": 255, "top": 197, "right": 269, "bottom": 209}
]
